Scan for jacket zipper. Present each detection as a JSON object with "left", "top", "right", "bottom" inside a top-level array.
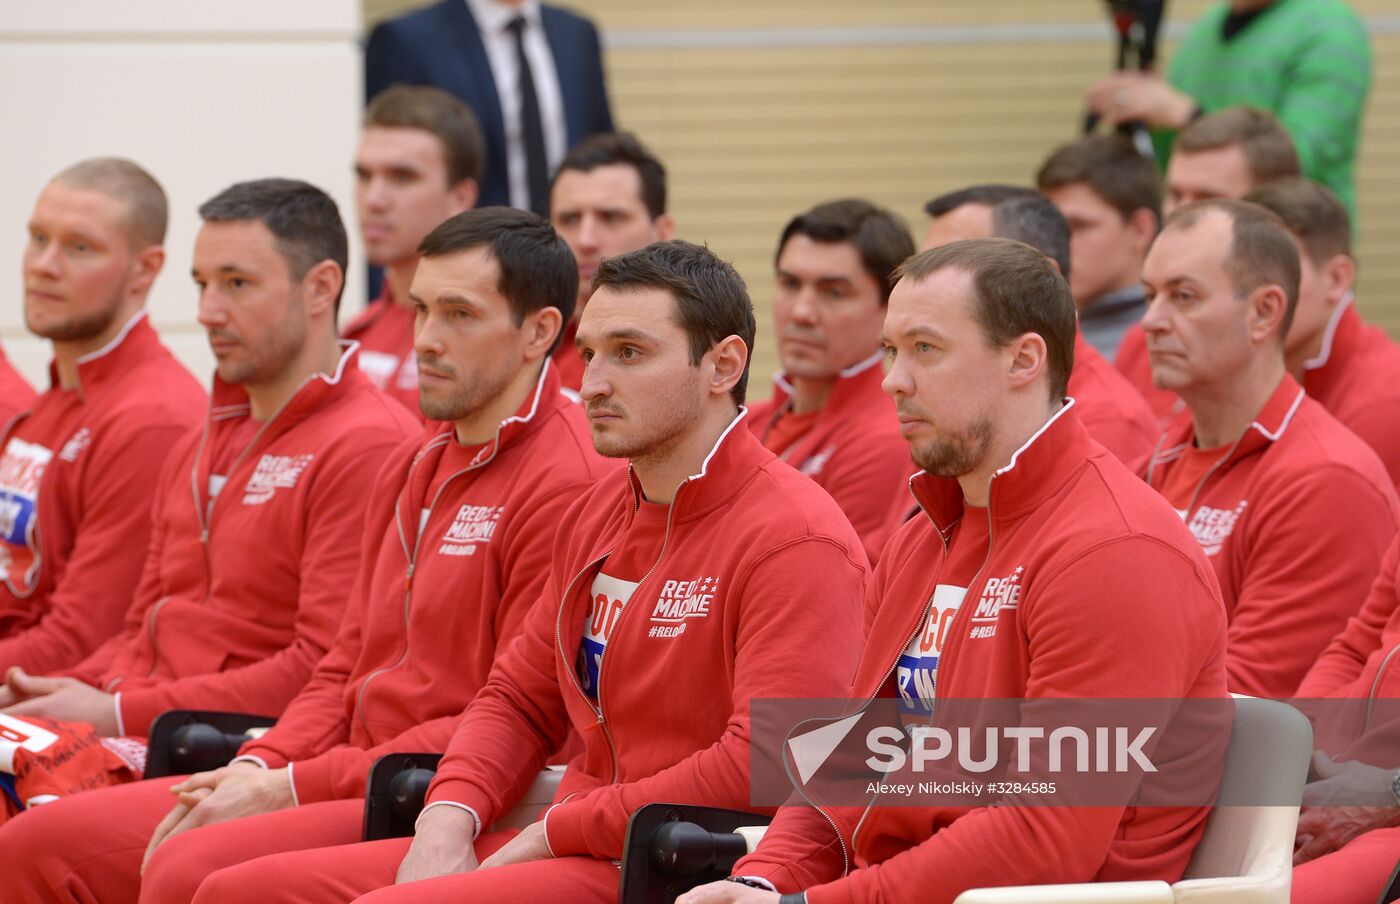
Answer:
[
  {"left": 353, "top": 440, "right": 476, "bottom": 737},
  {"left": 556, "top": 476, "right": 680, "bottom": 785},
  {"left": 849, "top": 489, "right": 997, "bottom": 860}
]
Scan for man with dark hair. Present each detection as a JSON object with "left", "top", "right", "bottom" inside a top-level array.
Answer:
[
  {"left": 0, "top": 179, "right": 418, "bottom": 820},
  {"left": 919, "top": 185, "right": 1158, "bottom": 472},
  {"left": 1037, "top": 135, "right": 1162, "bottom": 361},
  {"left": 1245, "top": 177, "right": 1400, "bottom": 489},
  {"left": 684, "top": 238, "right": 1228, "bottom": 904},
  {"left": 162, "top": 240, "right": 867, "bottom": 904},
  {"left": 1116, "top": 108, "right": 1304, "bottom": 424},
  {"left": 548, "top": 131, "right": 675, "bottom": 390},
  {"left": 347, "top": 85, "right": 484, "bottom": 413},
  {"left": 0, "top": 158, "right": 205, "bottom": 678},
  {"left": 1162, "top": 107, "right": 1302, "bottom": 218},
  {"left": 1140, "top": 199, "right": 1398, "bottom": 696},
  {"left": 0, "top": 208, "right": 613, "bottom": 904},
  {"left": 747, "top": 199, "right": 914, "bottom": 561}
]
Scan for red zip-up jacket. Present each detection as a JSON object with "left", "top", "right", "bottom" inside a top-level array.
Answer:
[
  {"left": 64, "top": 344, "right": 420, "bottom": 736},
  {"left": 1145, "top": 375, "right": 1399, "bottom": 698},
  {"left": 343, "top": 287, "right": 422, "bottom": 417},
  {"left": 1297, "top": 534, "right": 1400, "bottom": 764},
  {"left": 1301, "top": 296, "right": 1400, "bottom": 490},
  {"left": 421, "top": 413, "right": 868, "bottom": 859},
  {"left": 234, "top": 364, "right": 613, "bottom": 803},
  {"left": 0, "top": 313, "right": 204, "bottom": 674},
  {"left": 1115, "top": 323, "right": 1186, "bottom": 426},
  {"left": 747, "top": 352, "right": 913, "bottom": 565},
  {"left": 735, "top": 402, "right": 1229, "bottom": 904},
  {"left": 0, "top": 343, "right": 37, "bottom": 425},
  {"left": 1069, "top": 331, "right": 1159, "bottom": 473}
]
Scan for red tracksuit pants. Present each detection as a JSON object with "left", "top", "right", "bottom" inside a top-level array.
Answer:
[
  {"left": 0, "top": 773, "right": 619, "bottom": 904},
  {"left": 1291, "top": 825, "right": 1400, "bottom": 904}
]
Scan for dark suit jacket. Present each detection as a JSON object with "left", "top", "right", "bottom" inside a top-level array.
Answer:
[{"left": 365, "top": 0, "right": 615, "bottom": 208}]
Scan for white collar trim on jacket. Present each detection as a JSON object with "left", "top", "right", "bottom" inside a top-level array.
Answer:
[
  {"left": 75, "top": 309, "right": 147, "bottom": 365},
  {"left": 770, "top": 348, "right": 886, "bottom": 399},
  {"left": 690, "top": 407, "right": 749, "bottom": 482},
  {"left": 1302, "top": 291, "right": 1353, "bottom": 372},
  {"left": 1246, "top": 386, "right": 1306, "bottom": 443},
  {"left": 994, "top": 397, "right": 1077, "bottom": 478}
]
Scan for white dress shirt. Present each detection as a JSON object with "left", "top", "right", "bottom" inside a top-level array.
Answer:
[{"left": 466, "top": 0, "right": 568, "bottom": 211}]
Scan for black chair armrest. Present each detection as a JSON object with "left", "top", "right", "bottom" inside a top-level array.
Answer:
[
  {"left": 362, "top": 752, "right": 442, "bottom": 842},
  {"left": 620, "top": 803, "right": 772, "bottom": 904},
  {"left": 143, "top": 710, "right": 278, "bottom": 780}
]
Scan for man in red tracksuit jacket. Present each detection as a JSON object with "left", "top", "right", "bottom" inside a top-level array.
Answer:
[
  {"left": 345, "top": 85, "right": 481, "bottom": 414},
  {"left": 919, "top": 184, "right": 1159, "bottom": 472},
  {"left": 0, "top": 209, "right": 612, "bottom": 904},
  {"left": 746, "top": 199, "right": 916, "bottom": 564},
  {"left": 1140, "top": 199, "right": 1398, "bottom": 698},
  {"left": 683, "top": 238, "right": 1228, "bottom": 904},
  {"left": 0, "top": 179, "right": 417, "bottom": 782},
  {"left": 1246, "top": 177, "right": 1400, "bottom": 490},
  {"left": 0, "top": 158, "right": 205, "bottom": 676},
  {"left": 1288, "top": 534, "right": 1400, "bottom": 904},
  {"left": 0, "top": 343, "right": 37, "bottom": 425},
  {"left": 546, "top": 132, "right": 677, "bottom": 392},
  {"left": 164, "top": 240, "right": 868, "bottom": 904}
]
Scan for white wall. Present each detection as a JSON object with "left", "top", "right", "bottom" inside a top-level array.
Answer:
[{"left": 0, "top": 1, "right": 363, "bottom": 388}]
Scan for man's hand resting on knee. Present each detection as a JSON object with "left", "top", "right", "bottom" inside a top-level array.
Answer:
[{"left": 142, "top": 762, "right": 295, "bottom": 871}]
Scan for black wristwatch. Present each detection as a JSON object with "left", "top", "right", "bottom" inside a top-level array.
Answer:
[{"left": 779, "top": 895, "right": 808, "bottom": 904}]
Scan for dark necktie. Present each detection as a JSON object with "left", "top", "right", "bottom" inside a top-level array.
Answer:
[{"left": 506, "top": 16, "right": 550, "bottom": 217}]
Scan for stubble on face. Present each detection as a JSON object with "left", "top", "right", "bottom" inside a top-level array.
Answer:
[
  {"left": 587, "top": 368, "right": 703, "bottom": 464},
  {"left": 905, "top": 408, "right": 995, "bottom": 479},
  {"left": 27, "top": 285, "right": 124, "bottom": 342},
  {"left": 417, "top": 348, "right": 518, "bottom": 424}
]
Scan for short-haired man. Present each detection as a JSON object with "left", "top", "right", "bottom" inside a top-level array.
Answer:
[
  {"left": 1036, "top": 134, "right": 1162, "bottom": 362},
  {"left": 1140, "top": 199, "right": 1398, "bottom": 696},
  {"left": 683, "top": 239, "right": 1228, "bottom": 903},
  {"left": 748, "top": 199, "right": 915, "bottom": 562},
  {"left": 548, "top": 131, "right": 675, "bottom": 390},
  {"left": 347, "top": 85, "right": 483, "bottom": 413},
  {"left": 0, "top": 208, "right": 613, "bottom": 904},
  {"left": 0, "top": 179, "right": 418, "bottom": 812},
  {"left": 920, "top": 185, "right": 1158, "bottom": 471},
  {"left": 0, "top": 344, "right": 37, "bottom": 423},
  {"left": 1246, "top": 177, "right": 1400, "bottom": 489},
  {"left": 155, "top": 241, "right": 867, "bottom": 904},
  {"left": 1116, "top": 107, "right": 1304, "bottom": 424},
  {"left": 0, "top": 159, "right": 205, "bottom": 676}
]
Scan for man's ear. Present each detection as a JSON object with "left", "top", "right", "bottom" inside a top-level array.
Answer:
[
  {"left": 448, "top": 178, "right": 478, "bottom": 216},
  {"left": 521, "top": 306, "right": 564, "bottom": 361},
  {"left": 653, "top": 214, "right": 677, "bottom": 242},
  {"left": 301, "top": 260, "right": 344, "bottom": 319},
  {"left": 127, "top": 245, "right": 166, "bottom": 301},
  {"left": 1321, "top": 253, "right": 1357, "bottom": 306},
  {"left": 1127, "top": 207, "right": 1159, "bottom": 255},
  {"left": 708, "top": 334, "right": 748, "bottom": 399},
  {"left": 1247, "top": 284, "right": 1290, "bottom": 345},
  {"left": 1006, "top": 331, "right": 1049, "bottom": 392}
]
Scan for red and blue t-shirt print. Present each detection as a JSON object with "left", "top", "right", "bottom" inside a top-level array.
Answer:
[
  {"left": 577, "top": 572, "right": 639, "bottom": 701},
  {"left": 0, "top": 437, "right": 52, "bottom": 592},
  {"left": 896, "top": 584, "right": 967, "bottom": 717}
]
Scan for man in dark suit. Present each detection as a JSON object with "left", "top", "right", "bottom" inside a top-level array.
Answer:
[{"left": 366, "top": 0, "right": 614, "bottom": 215}]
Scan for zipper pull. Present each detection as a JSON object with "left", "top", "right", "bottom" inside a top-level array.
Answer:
[
  {"left": 596, "top": 710, "right": 605, "bottom": 725},
  {"left": 200, "top": 529, "right": 209, "bottom": 545},
  {"left": 404, "top": 563, "right": 415, "bottom": 592}
]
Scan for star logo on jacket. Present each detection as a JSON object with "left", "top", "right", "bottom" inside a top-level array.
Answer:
[
  {"left": 968, "top": 565, "right": 1023, "bottom": 640},
  {"left": 648, "top": 576, "right": 719, "bottom": 638},
  {"left": 799, "top": 445, "right": 836, "bottom": 477},
  {"left": 58, "top": 428, "right": 91, "bottom": 463},
  {"left": 439, "top": 504, "right": 504, "bottom": 556},
  {"left": 1184, "top": 501, "right": 1247, "bottom": 556},
  {"left": 242, "top": 453, "right": 315, "bottom": 505}
]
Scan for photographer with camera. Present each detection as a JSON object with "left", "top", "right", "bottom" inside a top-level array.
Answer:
[{"left": 1084, "top": 0, "right": 1370, "bottom": 217}]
